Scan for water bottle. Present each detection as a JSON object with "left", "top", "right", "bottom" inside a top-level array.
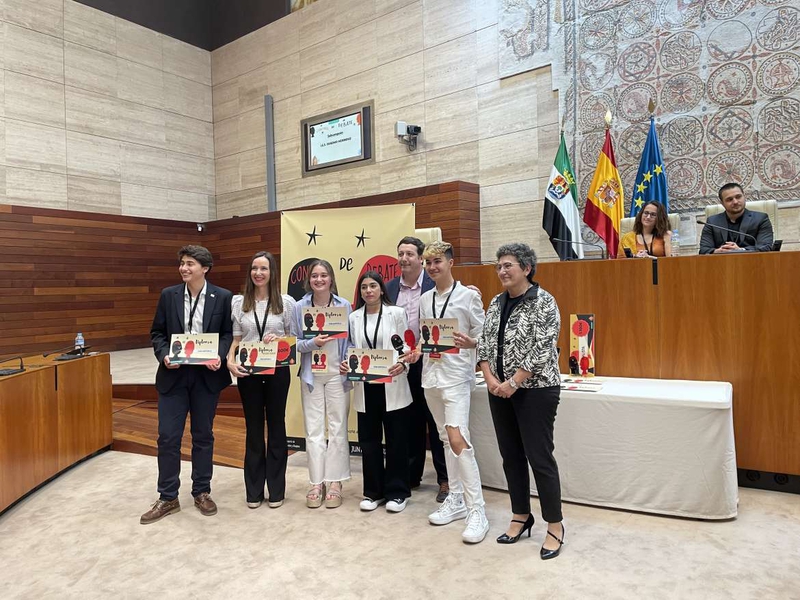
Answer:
[
  {"left": 75, "top": 332, "right": 85, "bottom": 351},
  {"left": 671, "top": 229, "right": 680, "bottom": 256}
]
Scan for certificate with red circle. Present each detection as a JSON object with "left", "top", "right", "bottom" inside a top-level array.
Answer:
[
  {"left": 168, "top": 334, "right": 219, "bottom": 365},
  {"left": 345, "top": 348, "right": 394, "bottom": 383}
]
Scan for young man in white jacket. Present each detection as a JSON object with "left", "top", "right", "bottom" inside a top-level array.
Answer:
[{"left": 414, "top": 241, "right": 488, "bottom": 543}]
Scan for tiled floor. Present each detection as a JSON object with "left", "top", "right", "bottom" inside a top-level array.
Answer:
[{"left": 2, "top": 451, "right": 799, "bottom": 599}]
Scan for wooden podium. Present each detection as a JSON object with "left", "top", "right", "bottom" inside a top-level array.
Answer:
[
  {"left": 455, "top": 252, "right": 800, "bottom": 479},
  {"left": 0, "top": 353, "right": 112, "bottom": 514}
]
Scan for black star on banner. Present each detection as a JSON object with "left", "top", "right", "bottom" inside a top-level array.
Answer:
[
  {"left": 306, "top": 226, "right": 321, "bottom": 246},
  {"left": 355, "top": 228, "right": 370, "bottom": 248}
]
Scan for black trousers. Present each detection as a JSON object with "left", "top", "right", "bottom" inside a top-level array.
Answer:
[
  {"left": 237, "top": 368, "right": 291, "bottom": 503},
  {"left": 157, "top": 368, "right": 219, "bottom": 500},
  {"left": 488, "top": 385, "right": 563, "bottom": 523},
  {"left": 358, "top": 384, "right": 412, "bottom": 501},
  {"left": 407, "top": 360, "right": 448, "bottom": 486}
]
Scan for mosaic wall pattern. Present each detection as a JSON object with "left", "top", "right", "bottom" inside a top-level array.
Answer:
[{"left": 501, "top": 0, "right": 800, "bottom": 216}]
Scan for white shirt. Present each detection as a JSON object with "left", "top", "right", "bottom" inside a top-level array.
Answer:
[
  {"left": 419, "top": 281, "right": 484, "bottom": 389},
  {"left": 231, "top": 294, "right": 297, "bottom": 342},
  {"left": 184, "top": 282, "right": 208, "bottom": 334}
]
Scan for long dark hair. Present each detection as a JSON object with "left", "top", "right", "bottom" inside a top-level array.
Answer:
[
  {"left": 303, "top": 259, "right": 339, "bottom": 295},
  {"left": 242, "top": 251, "right": 284, "bottom": 315},
  {"left": 633, "top": 201, "right": 670, "bottom": 237},
  {"left": 355, "top": 271, "right": 392, "bottom": 310}
]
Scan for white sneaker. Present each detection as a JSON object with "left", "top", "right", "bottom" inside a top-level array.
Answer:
[
  {"left": 246, "top": 500, "right": 262, "bottom": 509},
  {"left": 462, "top": 507, "right": 490, "bottom": 543},
  {"left": 360, "top": 497, "right": 386, "bottom": 511},
  {"left": 428, "top": 492, "right": 467, "bottom": 525},
  {"left": 386, "top": 498, "right": 408, "bottom": 513}
]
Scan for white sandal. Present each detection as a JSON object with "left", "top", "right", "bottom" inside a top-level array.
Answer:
[
  {"left": 306, "top": 483, "right": 325, "bottom": 508},
  {"left": 325, "top": 481, "right": 343, "bottom": 509}
]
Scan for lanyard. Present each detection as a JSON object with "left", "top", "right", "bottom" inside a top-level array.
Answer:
[
  {"left": 186, "top": 285, "right": 201, "bottom": 334},
  {"left": 311, "top": 294, "right": 333, "bottom": 307},
  {"left": 254, "top": 300, "right": 268, "bottom": 340},
  {"left": 432, "top": 281, "right": 458, "bottom": 319},
  {"left": 364, "top": 304, "right": 383, "bottom": 350},
  {"left": 638, "top": 233, "right": 654, "bottom": 256}
]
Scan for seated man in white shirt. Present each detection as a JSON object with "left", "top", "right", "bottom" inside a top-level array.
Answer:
[{"left": 413, "top": 241, "right": 489, "bottom": 543}]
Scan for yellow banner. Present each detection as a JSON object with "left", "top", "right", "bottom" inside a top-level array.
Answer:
[{"left": 280, "top": 204, "right": 416, "bottom": 446}]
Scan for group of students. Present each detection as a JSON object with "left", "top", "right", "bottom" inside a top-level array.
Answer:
[{"left": 141, "top": 237, "right": 566, "bottom": 559}]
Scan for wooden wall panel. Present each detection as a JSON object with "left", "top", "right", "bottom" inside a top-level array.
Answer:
[
  {"left": 658, "top": 253, "right": 800, "bottom": 474},
  {"left": 205, "top": 181, "right": 480, "bottom": 296},
  {"left": 0, "top": 181, "right": 480, "bottom": 361},
  {"left": 455, "top": 259, "right": 661, "bottom": 379},
  {"left": 0, "top": 206, "right": 199, "bottom": 358}
]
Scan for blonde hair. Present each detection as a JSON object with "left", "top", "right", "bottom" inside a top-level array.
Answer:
[{"left": 422, "top": 241, "right": 453, "bottom": 260}]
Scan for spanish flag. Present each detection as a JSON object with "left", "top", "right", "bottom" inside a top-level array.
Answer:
[{"left": 583, "top": 130, "right": 624, "bottom": 258}]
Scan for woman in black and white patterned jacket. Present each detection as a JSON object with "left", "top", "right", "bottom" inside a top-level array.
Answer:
[{"left": 477, "top": 242, "right": 565, "bottom": 560}]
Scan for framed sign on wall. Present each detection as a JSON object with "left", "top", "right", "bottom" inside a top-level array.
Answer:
[{"left": 300, "top": 101, "right": 375, "bottom": 176}]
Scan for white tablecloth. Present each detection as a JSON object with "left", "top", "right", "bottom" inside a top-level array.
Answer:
[{"left": 470, "top": 377, "right": 738, "bottom": 519}]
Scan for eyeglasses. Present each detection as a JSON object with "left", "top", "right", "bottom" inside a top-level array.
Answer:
[
  {"left": 495, "top": 262, "right": 520, "bottom": 272},
  {"left": 642, "top": 211, "right": 658, "bottom": 218}
]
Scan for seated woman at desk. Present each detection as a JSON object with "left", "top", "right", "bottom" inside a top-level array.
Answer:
[{"left": 620, "top": 201, "right": 672, "bottom": 258}]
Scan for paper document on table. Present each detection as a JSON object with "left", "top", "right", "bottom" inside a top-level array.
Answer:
[{"left": 560, "top": 375, "right": 604, "bottom": 392}]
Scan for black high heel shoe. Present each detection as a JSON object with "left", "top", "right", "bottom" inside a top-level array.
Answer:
[
  {"left": 496, "top": 514, "right": 535, "bottom": 544},
  {"left": 540, "top": 523, "right": 565, "bottom": 560}
]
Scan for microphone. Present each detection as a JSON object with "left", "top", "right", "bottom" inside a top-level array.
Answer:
[
  {"left": 696, "top": 219, "right": 757, "bottom": 246},
  {"left": 553, "top": 238, "right": 606, "bottom": 260},
  {"left": 0, "top": 356, "right": 25, "bottom": 377},
  {"left": 390, "top": 334, "right": 405, "bottom": 354},
  {"left": 42, "top": 344, "right": 89, "bottom": 360},
  {"left": 43, "top": 344, "right": 80, "bottom": 357}
]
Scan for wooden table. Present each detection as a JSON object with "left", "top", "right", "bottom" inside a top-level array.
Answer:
[{"left": 0, "top": 353, "right": 112, "bottom": 514}]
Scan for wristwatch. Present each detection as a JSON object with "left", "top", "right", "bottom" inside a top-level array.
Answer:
[{"left": 508, "top": 377, "right": 518, "bottom": 389}]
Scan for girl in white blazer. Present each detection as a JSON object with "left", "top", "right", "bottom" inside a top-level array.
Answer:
[{"left": 341, "top": 271, "right": 414, "bottom": 513}]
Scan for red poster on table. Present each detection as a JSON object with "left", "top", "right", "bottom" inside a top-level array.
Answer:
[{"left": 570, "top": 314, "right": 595, "bottom": 377}]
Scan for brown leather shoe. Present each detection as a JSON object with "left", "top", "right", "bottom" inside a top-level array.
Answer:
[
  {"left": 436, "top": 482, "right": 450, "bottom": 503},
  {"left": 140, "top": 498, "right": 180, "bottom": 524},
  {"left": 194, "top": 492, "right": 218, "bottom": 516}
]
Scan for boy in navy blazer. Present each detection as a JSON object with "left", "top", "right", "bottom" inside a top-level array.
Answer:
[{"left": 141, "top": 245, "right": 233, "bottom": 524}]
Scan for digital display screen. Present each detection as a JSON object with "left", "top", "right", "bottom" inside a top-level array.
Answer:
[
  {"left": 306, "top": 112, "right": 364, "bottom": 170},
  {"left": 301, "top": 103, "right": 373, "bottom": 175}
]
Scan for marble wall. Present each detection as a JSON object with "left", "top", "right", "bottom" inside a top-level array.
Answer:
[
  {"left": 210, "top": 0, "right": 566, "bottom": 261},
  {"left": 7, "top": 1, "right": 794, "bottom": 256},
  {"left": 0, "top": 0, "right": 214, "bottom": 221}
]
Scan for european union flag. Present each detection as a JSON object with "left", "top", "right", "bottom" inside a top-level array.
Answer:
[{"left": 629, "top": 117, "right": 668, "bottom": 217}]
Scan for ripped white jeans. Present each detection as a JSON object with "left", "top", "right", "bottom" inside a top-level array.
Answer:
[{"left": 424, "top": 383, "right": 485, "bottom": 508}]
